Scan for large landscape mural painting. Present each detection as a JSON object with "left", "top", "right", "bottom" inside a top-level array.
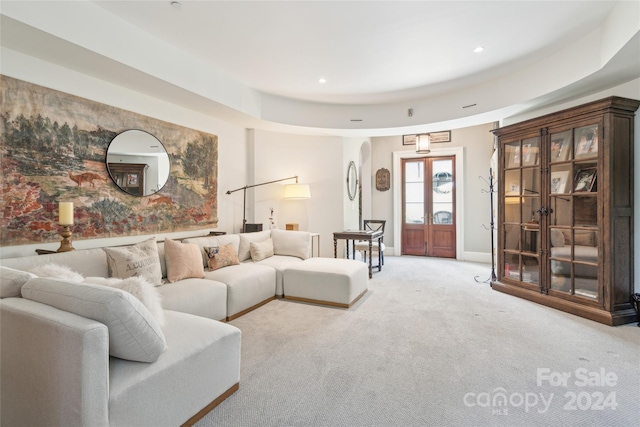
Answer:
[{"left": 1, "top": 75, "right": 218, "bottom": 246}]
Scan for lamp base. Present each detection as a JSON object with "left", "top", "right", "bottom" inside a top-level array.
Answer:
[{"left": 57, "top": 225, "right": 76, "bottom": 252}]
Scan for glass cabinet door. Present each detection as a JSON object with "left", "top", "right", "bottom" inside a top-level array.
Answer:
[
  {"left": 502, "top": 136, "right": 541, "bottom": 287},
  {"left": 547, "top": 124, "right": 600, "bottom": 301}
]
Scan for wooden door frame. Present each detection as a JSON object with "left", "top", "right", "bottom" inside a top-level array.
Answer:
[{"left": 392, "top": 147, "right": 465, "bottom": 259}]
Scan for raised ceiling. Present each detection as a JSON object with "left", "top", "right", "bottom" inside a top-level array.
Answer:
[{"left": 1, "top": 1, "right": 639, "bottom": 136}]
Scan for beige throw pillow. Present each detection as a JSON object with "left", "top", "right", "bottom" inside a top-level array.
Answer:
[
  {"left": 250, "top": 238, "right": 274, "bottom": 262},
  {"left": 550, "top": 229, "right": 565, "bottom": 247},
  {"left": 204, "top": 244, "right": 240, "bottom": 271},
  {"left": 163, "top": 238, "right": 205, "bottom": 283},
  {"left": 103, "top": 238, "right": 163, "bottom": 286}
]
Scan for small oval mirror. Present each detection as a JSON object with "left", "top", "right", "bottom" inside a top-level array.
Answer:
[
  {"left": 347, "top": 161, "right": 358, "bottom": 201},
  {"left": 106, "top": 130, "right": 170, "bottom": 196}
]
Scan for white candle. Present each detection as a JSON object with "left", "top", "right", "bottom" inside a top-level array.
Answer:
[{"left": 59, "top": 202, "right": 74, "bottom": 225}]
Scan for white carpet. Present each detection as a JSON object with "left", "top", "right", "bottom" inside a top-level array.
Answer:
[{"left": 196, "top": 256, "right": 640, "bottom": 427}]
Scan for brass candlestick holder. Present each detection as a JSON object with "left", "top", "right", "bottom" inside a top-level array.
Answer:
[{"left": 57, "top": 225, "right": 76, "bottom": 252}]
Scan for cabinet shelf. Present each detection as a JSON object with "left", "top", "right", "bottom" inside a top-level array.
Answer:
[{"left": 492, "top": 96, "right": 639, "bottom": 326}]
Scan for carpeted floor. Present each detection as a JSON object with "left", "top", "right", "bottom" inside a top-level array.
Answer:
[{"left": 196, "top": 256, "right": 640, "bottom": 427}]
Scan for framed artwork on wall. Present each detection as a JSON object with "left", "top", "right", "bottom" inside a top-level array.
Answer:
[{"left": 403, "top": 134, "right": 417, "bottom": 145}]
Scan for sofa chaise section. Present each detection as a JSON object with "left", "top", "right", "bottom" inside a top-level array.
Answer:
[{"left": 0, "top": 297, "right": 241, "bottom": 427}]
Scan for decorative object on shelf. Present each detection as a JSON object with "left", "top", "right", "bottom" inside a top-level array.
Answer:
[
  {"left": 574, "top": 168, "right": 597, "bottom": 192},
  {"left": 475, "top": 168, "right": 496, "bottom": 284},
  {"left": 57, "top": 202, "right": 75, "bottom": 252},
  {"left": 375, "top": 168, "right": 390, "bottom": 191},
  {"left": 346, "top": 161, "right": 358, "bottom": 201},
  {"left": 550, "top": 170, "right": 571, "bottom": 194},
  {"left": 286, "top": 223, "right": 299, "bottom": 231},
  {"left": 269, "top": 207, "right": 276, "bottom": 229},
  {"left": 226, "top": 176, "right": 310, "bottom": 233}
]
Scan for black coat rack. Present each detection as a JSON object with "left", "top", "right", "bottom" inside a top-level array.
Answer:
[{"left": 475, "top": 167, "right": 497, "bottom": 284}]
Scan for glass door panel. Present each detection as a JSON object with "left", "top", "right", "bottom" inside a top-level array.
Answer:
[
  {"left": 505, "top": 142, "right": 521, "bottom": 168},
  {"left": 547, "top": 123, "right": 600, "bottom": 302},
  {"left": 501, "top": 136, "right": 540, "bottom": 289},
  {"left": 404, "top": 161, "right": 424, "bottom": 224},
  {"left": 504, "top": 169, "right": 520, "bottom": 195},
  {"left": 431, "top": 159, "right": 453, "bottom": 224}
]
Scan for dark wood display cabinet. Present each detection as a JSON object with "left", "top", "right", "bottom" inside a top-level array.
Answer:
[
  {"left": 492, "top": 97, "right": 640, "bottom": 326},
  {"left": 108, "top": 163, "right": 147, "bottom": 196}
]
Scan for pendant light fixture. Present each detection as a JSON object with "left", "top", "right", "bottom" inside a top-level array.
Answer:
[{"left": 416, "top": 134, "right": 431, "bottom": 154}]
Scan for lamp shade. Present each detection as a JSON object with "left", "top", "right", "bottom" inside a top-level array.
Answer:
[
  {"left": 416, "top": 134, "right": 431, "bottom": 154},
  {"left": 283, "top": 183, "right": 311, "bottom": 199}
]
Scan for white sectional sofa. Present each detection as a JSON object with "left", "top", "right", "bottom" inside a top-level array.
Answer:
[{"left": 0, "top": 229, "right": 368, "bottom": 426}]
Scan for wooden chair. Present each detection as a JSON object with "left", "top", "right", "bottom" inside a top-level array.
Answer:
[{"left": 355, "top": 220, "right": 386, "bottom": 266}]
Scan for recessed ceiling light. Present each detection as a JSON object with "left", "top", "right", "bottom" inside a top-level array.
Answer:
[
  {"left": 170, "top": 1, "right": 182, "bottom": 10},
  {"left": 474, "top": 46, "right": 484, "bottom": 53},
  {"left": 318, "top": 78, "right": 327, "bottom": 84}
]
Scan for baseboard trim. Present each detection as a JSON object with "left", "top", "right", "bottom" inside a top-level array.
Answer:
[
  {"left": 181, "top": 382, "right": 239, "bottom": 427},
  {"left": 227, "top": 297, "right": 275, "bottom": 321},
  {"left": 284, "top": 289, "right": 368, "bottom": 308}
]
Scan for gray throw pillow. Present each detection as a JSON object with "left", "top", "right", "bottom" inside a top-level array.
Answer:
[{"left": 103, "top": 238, "right": 163, "bottom": 286}]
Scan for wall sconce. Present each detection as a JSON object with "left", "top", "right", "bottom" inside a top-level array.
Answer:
[
  {"left": 57, "top": 201, "right": 76, "bottom": 252},
  {"left": 416, "top": 134, "right": 431, "bottom": 154}
]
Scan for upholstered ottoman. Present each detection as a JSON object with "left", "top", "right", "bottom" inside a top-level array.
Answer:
[{"left": 283, "top": 258, "right": 368, "bottom": 307}]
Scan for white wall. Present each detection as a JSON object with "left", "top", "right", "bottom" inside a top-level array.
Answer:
[
  {"left": 0, "top": 47, "right": 248, "bottom": 258},
  {"left": 248, "top": 130, "right": 345, "bottom": 258},
  {"left": 371, "top": 123, "right": 495, "bottom": 260}
]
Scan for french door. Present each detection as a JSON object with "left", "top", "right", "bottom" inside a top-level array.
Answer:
[{"left": 401, "top": 156, "right": 456, "bottom": 258}]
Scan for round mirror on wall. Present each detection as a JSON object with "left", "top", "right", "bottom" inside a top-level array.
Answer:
[
  {"left": 347, "top": 161, "right": 358, "bottom": 201},
  {"left": 106, "top": 130, "right": 170, "bottom": 196}
]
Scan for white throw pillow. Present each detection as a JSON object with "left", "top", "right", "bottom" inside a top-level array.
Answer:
[
  {"left": 29, "top": 263, "right": 84, "bottom": 282},
  {"left": 84, "top": 276, "right": 166, "bottom": 327},
  {"left": 238, "top": 230, "right": 271, "bottom": 262},
  {"left": 271, "top": 229, "right": 311, "bottom": 259},
  {"left": 103, "top": 238, "right": 163, "bottom": 286},
  {"left": 0, "top": 266, "right": 37, "bottom": 298},
  {"left": 250, "top": 238, "right": 275, "bottom": 262},
  {"left": 21, "top": 277, "right": 167, "bottom": 363}
]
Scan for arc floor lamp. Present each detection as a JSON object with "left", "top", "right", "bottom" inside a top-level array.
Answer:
[{"left": 226, "top": 176, "right": 310, "bottom": 232}]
